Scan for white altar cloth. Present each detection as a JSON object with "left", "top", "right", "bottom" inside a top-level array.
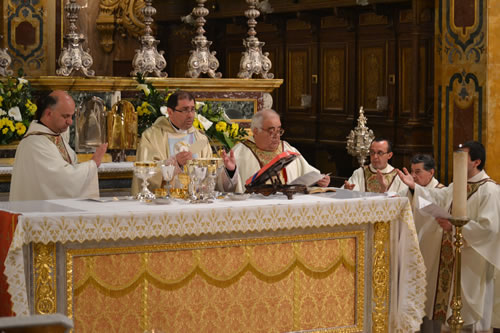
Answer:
[{"left": 2, "top": 191, "right": 426, "bottom": 332}]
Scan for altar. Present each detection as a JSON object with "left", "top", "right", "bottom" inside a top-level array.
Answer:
[{"left": 1, "top": 191, "right": 425, "bottom": 332}]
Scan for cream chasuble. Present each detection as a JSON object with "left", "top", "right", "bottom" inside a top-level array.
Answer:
[
  {"left": 232, "top": 139, "right": 320, "bottom": 193},
  {"left": 10, "top": 121, "right": 99, "bottom": 201},
  {"left": 414, "top": 171, "right": 500, "bottom": 327},
  {"left": 345, "top": 164, "right": 408, "bottom": 193},
  {"left": 133, "top": 117, "right": 236, "bottom": 194}
]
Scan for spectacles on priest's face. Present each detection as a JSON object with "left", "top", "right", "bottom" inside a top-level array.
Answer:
[
  {"left": 369, "top": 151, "right": 389, "bottom": 157},
  {"left": 173, "top": 107, "right": 196, "bottom": 114},
  {"left": 261, "top": 127, "right": 285, "bottom": 136}
]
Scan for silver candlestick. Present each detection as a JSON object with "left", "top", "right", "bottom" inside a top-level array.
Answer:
[
  {"left": 186, "top": 0, "right": 222, "bottom": 78},
  {"left": 56, "top": 0, "right": 95, "bottom": 77},
  {"left": 346, "top": 106, "right": 375, "bottom": 166},
  {"left": 0, "top": 35, "right": 12, "bottom": 77},
  {"left": 131, "top": 0, "right": 167, "bottom": 78},
  {"left": 237, "top": 0, "right": 274, "bottom": 79}
]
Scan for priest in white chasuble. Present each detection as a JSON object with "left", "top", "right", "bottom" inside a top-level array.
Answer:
[
  {"left": 231, "top": 109, "right": 330, "bottom": 193},
  {"left": 10, "top": 91, "right": 108, "bottom": 201},
  {"left": 398, "top": 141, "right": 500, "bottom": 332},
  {"left": 343, "top": 138, "right": 408, "bottom": 193},
  {"left": 404, "top": 154, "right": 446, "bottom": 333},
  {"left": 132, "top": 91, "right": 238, "bottom": 194}
]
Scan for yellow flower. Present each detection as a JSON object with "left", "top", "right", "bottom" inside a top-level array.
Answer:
[
  {"left": 230, "top": 123, "right": 239, "bottom": 137},
  {"left": 25, "top": 100, "right": 37, "bottom": 115},
  {"left": 15, "top": 122, "right": 26, "bottom": 135},
  {"left": 2, "top": 128, "right": 8, "bottom": 134},
  {"left": 137, "top": 102, "right": 151, "bottom": 116},
  {"left": 193, "top": 118, "right": 204, "bottom": 130},
  {"left": 0, "top": 96, "right": 4, "bottom": 107},
  {"left": 17, "top": 83, "right": 23, "bottom": 91},
  {"left": 164, "top": 92, "right": 173, "bottom": 102},
  {"left": 215, "top": 121, "right": 227, "bottom": 132}
]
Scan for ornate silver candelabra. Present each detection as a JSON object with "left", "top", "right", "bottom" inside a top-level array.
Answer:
[
  {"left": 57, "top": 0, "right": 95, "bottom": 77},
  {"left": 346, "top": 106, "right": 375, "bottom": 166},
  {"left": 237, "top": 0, "right": 274, "bottom": 79},
  {"left": 186, "top": 0, "right": 222, "bottom": 78},
  {"left": 0, "top": 35, "right": 12, "bottom": 77},
  {"left": 131, "top": 0, "right": 167, "bottom": 77}
]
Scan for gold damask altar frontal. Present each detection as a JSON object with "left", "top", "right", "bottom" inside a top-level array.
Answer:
[{"left": 67, "top": 232, "right": 363, "bottom": 332}]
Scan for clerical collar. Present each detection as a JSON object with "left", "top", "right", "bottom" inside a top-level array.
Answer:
[
  {"left": 168, "top": 118, "right": 188, "bottom": 134},
  {"left": 36, "top": 120, "right": 59, "bottom": 136}
]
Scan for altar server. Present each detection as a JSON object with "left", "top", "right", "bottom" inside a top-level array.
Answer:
[
  {"left": 231, "top": 109, "right": 330, "bottom": 193},
  {"left": 132, "top": 90, "right": 237, "bottom": 193},
  {"left": 398, "top": 141, "right": 500, "bottom": 332},
  {"left": 343, "top": 137, "right": 408, "bottom": 193},
  {"left": 10, "top": 91, "right": 108, "bottom": 201}
]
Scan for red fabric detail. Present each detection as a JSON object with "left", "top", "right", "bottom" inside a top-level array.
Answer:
[{"left": 0, "top": 211, "right": 19, "bottom": 316}]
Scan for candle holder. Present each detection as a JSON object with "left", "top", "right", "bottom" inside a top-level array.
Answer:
[
  {"left": 446, "top": 216, "right": 470, "bottom": 333},
  {"left": 57, "top": 0, "right": 95, "bottom": 77},
  {"left": 185, "top": 0, "right": 222, "bottom": 78},
  {"left": 130, "top": 0, "right": 167, "bottom": 77},
  {"left": 237, "top": 0, "right": 273, "bottom": 79}
]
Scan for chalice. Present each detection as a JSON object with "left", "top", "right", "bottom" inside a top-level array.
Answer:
[
  {"left": 134, "top": 161, "right": 157, "bottom": 202},
  {"left": 161, "top": 162, "right": 176, "bottom": 199}
]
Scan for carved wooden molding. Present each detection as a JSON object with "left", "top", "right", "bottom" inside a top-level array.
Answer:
[{"left": 96, "top": 0, "right": 145, "bottom": 53}]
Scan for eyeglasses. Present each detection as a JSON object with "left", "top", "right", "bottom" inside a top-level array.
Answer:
[
  {"left": 173, "top": 107, "right": 196, "bottom": 114},
  {"left": 262, "top": 127, "right": 285, "bottom": 136},
  {"left": 369, "top": 151, "right": 389, "bottom": 157}
]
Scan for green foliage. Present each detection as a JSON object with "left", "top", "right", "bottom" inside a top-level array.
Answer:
[{"left": 0, "top": 70, "right": 36, "bottom": 144}]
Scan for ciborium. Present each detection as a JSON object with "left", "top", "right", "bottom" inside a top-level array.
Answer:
[
  {"left": 346, "top": 106, "right": 375, "bottom": 166},
  {"left": 447, "top": 217, "right": 470, "bottom": 333},
  {"left": 134, "top": 161, "right": 158, "bottom": 202}
]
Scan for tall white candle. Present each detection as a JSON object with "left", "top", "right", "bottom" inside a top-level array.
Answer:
[{"left": 452, "top": 150, "right": 468, "bottom": 218}]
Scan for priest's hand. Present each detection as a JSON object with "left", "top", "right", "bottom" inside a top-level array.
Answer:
[
  {"left": 175, "top": 151, "right": 193, "bottom": 167},
  {"left": 317, "top": 174, "right": 330, "bottom": 187},
  {"left": 397, "top": 167, "right": 415, "bottom": 189},
  {"left": 91, "top": 143, "right": 108, "bottom": 167},
  {"left": 344, "top": 180, "right": 355, "bottom": 190},
  {"left": 436, "top": 217, "right": 452, "bottom": 232},
  {"left": 222, "top": 149, "right": 236, "bottom": 171},
  {"left": 375, "top": 170, "right": 388, "bottom": 193}
]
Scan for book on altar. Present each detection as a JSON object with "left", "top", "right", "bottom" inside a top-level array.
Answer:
[
  {"left": 307, "top": 186, "right": 336, "bottom": 194},
  {"left": 289, "top": 171, "right": 324, "bottom": 187},
  {"left": 245, "top": 151, "right": 300, "bottom": 186},
  {"left": 417, "top": 196, "right": 452, "bottom": 219}
]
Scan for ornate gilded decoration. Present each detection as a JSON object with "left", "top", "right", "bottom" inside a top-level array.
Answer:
[
  {"left": 0, "top": 35, "right": 13, "bottom": 77},
  {"left": 56, "top": 0, "right": 95, "bottom": 77},
  {"left": 96, "top": 0, "right": 145, "bottom": 53},
  {"left": 346, "top": 107, "right": 375, "bottom": 167},
  {"left": 446, "top": 217, "right": 470, "bottom": 332},
  {"left": 67, "top": 232, "right": 364, "bottom": 332},
  {"left": 33, "top": 242, "right": 56, "bottom": 314},
  {"left": 185, "top": 0, "right": 222, "bottom": 78},
  {"left": 237, "top": 0, "right": 274, "bottom": 79},
  {"left": 130, "top": 0, "right": 167, "bottom": 77},
  {"left": 107, "top": 100, "right": 138, "bottom": 150},
  {"left": 323, "top": 49, "right": 344, "bottom": 110},
  {"left": 372, "top": 222, "right": 390, "bottom": 333}
]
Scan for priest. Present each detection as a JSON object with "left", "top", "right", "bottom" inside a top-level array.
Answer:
[
  {"left": 344, "top": 138, "right": 407, "bottom": 193},
  {"left": 10, "top": 91, "right": 108, "bottom": 201},
  {"left": 398, "top": 141, "right": 500, "bottom": 332},
  {"left": 132, "top": 90, "right": 237, "bottom": 194},
  {"left": 231, "top": 109, "right": 330, "bottom": 193},
  {"left": 406, "top": 154, "right": 446, "bottom": 333}
]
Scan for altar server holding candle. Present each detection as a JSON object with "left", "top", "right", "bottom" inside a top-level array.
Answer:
[{"left": 397, "top": 141, "right": 500, "bottom": 332}]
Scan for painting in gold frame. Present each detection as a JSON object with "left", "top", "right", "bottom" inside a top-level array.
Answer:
[{"left": 197, "top": 98, "right": 257, "bottom": 123}]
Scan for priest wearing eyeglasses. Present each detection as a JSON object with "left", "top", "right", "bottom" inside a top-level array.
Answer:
[
  {"left": 132, "top": 90, "right": 238, "bottom": 194},
  {"left": 232, "top": 109, "right": 330, "bottom": 193},
  {"left": 343, "top": 138, "right": 408, "bottom": 193}
]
